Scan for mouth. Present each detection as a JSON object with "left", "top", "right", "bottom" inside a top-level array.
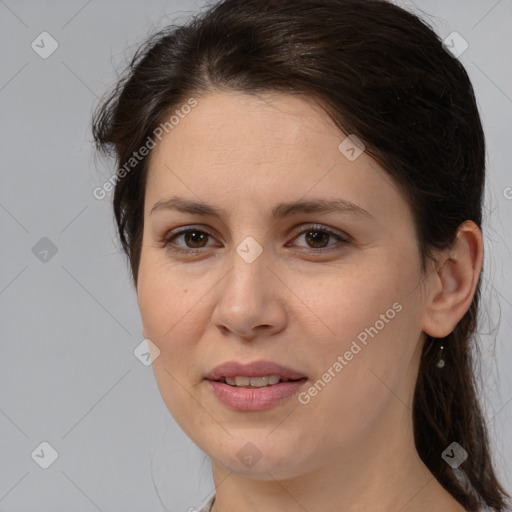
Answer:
[
  {"left": 204, "top": 360, "right": 308, "bottom": 411},
  {"left": 215, "top": 375, "right": 303, "bottom": 388}
]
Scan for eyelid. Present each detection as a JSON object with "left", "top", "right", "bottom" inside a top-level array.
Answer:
[
  {"left": 162, "top": 223, "right": 351, "bottom": 253},
  {"left": 162, "top": 225, "right": 219, "bottom": 251},
  {"left": 289, "top": 223, "right": 350, "bottom": 244}
]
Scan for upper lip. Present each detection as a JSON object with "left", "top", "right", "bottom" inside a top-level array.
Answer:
[{"left": 205, "top": 360, "right": 306, "bottom": 381}]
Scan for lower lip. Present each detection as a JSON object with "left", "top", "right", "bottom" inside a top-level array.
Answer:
[{"left": 206, "top": 379, "right": 307, "bottom": 411}]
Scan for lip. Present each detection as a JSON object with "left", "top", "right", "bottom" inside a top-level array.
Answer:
[
  {"left": 205, "top": 360, "right": 306, "bottom": 381},
  {"left": 204, "top": 360, "right": 307, "bottom": 411}
]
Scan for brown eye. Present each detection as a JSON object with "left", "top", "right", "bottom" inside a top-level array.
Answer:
[
  {"left": 164, "top": 228, "right": 215, "bottom": 251},
  {"left": 182, "top": 230, "right": 209, "bottom": 248},
  {"left": 304, "top": 229, "right": 331, "bottom": 249},
  {"left": 292, "top": 225, "right": 349, "bottom": 251}
]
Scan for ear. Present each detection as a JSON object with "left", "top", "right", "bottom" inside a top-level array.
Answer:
[{"left": 421, "top": 220, "right": 483, "bottom": 338}]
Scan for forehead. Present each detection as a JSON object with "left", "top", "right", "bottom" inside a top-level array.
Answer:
[
  {"left": 144, "top": 90, "right": 406, "bottom": 223},
  {"left": 150, "top": 90, "right": 342, "bottom": 163}
]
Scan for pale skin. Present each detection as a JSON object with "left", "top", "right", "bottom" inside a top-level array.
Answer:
[{"left": 136, "top": 90, "right": 483, "bottom": 511}]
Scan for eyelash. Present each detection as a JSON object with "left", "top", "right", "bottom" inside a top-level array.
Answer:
[{"left": 161, "top": 224, "right": 350, "bottom": 255}]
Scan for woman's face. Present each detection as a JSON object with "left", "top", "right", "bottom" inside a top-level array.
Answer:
[{"left": 137, "top": 90, "right": 429, "bottom": 479}]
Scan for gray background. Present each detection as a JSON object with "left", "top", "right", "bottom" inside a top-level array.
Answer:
[{"left": 0, "top": 0, "right": 511, "bottom": 511}]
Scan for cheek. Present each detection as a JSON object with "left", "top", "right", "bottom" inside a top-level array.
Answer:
[
  {"left": 137, "top": 257, "right": 209, "bottom": 428},
  {"left": 301, "top": 252, "right": 413, "bottom": 353},
  {"left": 299, "top": 253, "right": 423, "bottom": 416},
  {"left": 137, "top": 252, "right": 200, "bottom": 372},
  {"left": 137, "top": 246, "right": 201, "bottom": 337}
]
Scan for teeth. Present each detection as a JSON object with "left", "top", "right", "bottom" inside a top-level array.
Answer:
[
  {"left": 267, "top": 375, "right": 280, "bottom": 385},
  {"left": 250, "top": 376, "right": 269, "bottom": 387},
  {"left": 235, "top": 376, "right": 251, "bottom": 386},
  {"left": 224, "top": 375, "right": 283, "bottom": 387}
]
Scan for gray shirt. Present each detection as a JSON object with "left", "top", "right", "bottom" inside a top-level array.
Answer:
[{"left": 197, "top": 494, "right": 215, "bottom": 512}]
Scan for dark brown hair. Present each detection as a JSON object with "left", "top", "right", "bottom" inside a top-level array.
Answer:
[{"left": 92, "top": 0, "right": 510, "bottom": 509}]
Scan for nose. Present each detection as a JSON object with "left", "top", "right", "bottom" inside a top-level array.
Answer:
[{"left": 211, "top": 245, "right": 288, "bottom": 341}]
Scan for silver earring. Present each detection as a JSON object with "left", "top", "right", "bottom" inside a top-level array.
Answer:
[{"left": 436, "top": 341, "right": 445, "bottom": 368}]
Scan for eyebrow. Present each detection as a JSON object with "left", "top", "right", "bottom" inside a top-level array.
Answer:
[{"left": 150, "top": 195, "right": 375, "bottom": 221}]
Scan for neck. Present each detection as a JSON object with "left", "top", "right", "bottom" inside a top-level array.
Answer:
[{"left": 210, "top": 397, "right": 464, "bottom": 512}]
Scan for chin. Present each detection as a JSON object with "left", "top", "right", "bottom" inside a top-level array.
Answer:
[{"left": 203, "top": 431, "right": 309, "bottom": 480}]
